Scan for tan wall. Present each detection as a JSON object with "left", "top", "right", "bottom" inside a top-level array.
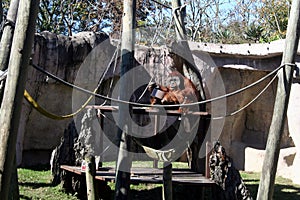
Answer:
[{"left": 18, "top": 32, "right": 299, "bottom": 184}]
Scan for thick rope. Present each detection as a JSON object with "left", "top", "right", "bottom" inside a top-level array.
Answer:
[
  {"left": 30, "top": 62, "right": 291, "bottom": 108},
  {"left": 24, "top": 89, "right": 95, "bottom": 120},
  {"left": 0, "top": 69, "right": 8, "bottom": 81},
  {"left": 24, "top": 59, "right": 294, "bottom": 120},
  {"left": 24, "top": 46, "right": 119, "bottom": 120},
  {"left": 211, "top": 70, "right": 279, "bottom": 120}
]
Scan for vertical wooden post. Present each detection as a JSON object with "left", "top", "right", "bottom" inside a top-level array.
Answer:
[
  {"left": 0, "top": 1, "right": 20, "bottom": 199},
  {"left": 0, "top": 0, "right": 2, "bottom": 24},
  {"left": 256, "top": 0, "right": 300, "bottom": 199},
  {"left": 162, "top": 162, "right": 172, "bottom": 200},
  {"left": 97, "top": 109, "right": 104, "bottom": 169},
  {"left": 114, "top": 0, "right": 136, "bottom": 199},
  {"left": 171, "top": 0, "right": 206, "bottom": 173},
  {"left": 205, "top": 141, "right": 212, "bottom": 178},
  {"left": 171, "top": 0, "right": 186, "bottom": 41},
  {"left": 171, "top": 0, "right": 206, "bottom": 100},
  {"left": 153, "top": 115, "right": 159, "bottom": 168},
  {"left": 0, "top": 0, "right": 19, "bottom": 99},
  {"left": 0, "top": 0, "right": 3, "bottom": 39},
  {"left": 0, "top": 0, "right": 39, "bottom": 199},
  {"left": 85, "top": 155, "right": 97, "bottom": 200}
]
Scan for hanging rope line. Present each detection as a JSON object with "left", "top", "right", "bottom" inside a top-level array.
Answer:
[
  {"left": 0, "top": 69, "right": 8, "bottom": 81},
  {"left": 24, "top": 89, "right": 95, "bottom": 120},
  {"left": 211, "top": 70, "right": 279, "bottom": 120},
  {"left": 29, "top": 62, "right": 292, "bottom": 108},
  {"left": 1, "top": 60, "right": 293, "bottom": 120},
  {"left": 99, "top": 42, "right": 121, "bottom": 106},
  {"left": 24, "top": 46, "right": 120, "bottom": 120},
  {"left": 0, "top": 69, "right": 8, "bottom": 90},
  {"left": 151, "top": 0, "right": 172, "bottom": 9}
]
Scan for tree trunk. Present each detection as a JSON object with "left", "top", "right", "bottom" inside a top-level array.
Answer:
[
  {"left": 256, "top": 0, "right": 300, "bottom": 199},
  {"left": 0, "top": 0, "right": 39, "bottom": 199}
]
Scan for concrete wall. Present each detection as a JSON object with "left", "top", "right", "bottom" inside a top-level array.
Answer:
[{"left": 18, "top": 31, "right": 300, "bottom": 183}]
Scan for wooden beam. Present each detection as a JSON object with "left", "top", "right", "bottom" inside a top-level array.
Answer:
[
  {"left": 0, "top": 0, "right": 39, "bottom": 199},
  {"left": 85, "top": 105, "right": 210, "bottom": 116},
  {"left": 256, "top": 0, "right": 300, "bottom": 199}
]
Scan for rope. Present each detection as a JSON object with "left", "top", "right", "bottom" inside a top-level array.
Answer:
[
  {"left": 0, "top": 69, "right": 8, "bottom": 90},
  {"left": 151, "top": 0, "right": 172, "bottom": 9},
  {"left": 98, "top": 42, "right": 120, "bottom": 106},
  {"left": 211, "top": 70, "right": 279, "bottom": 120},
  {"left": 136, "top": 76, "right": 154, "bottom": 102},
  {"left": 3, "top": 19, "right": 16, "bottom": 29},
  {"left": 30, "top": 62, "right": 293, "bottom": 108},
  {"left": 0, "top": 69, "right": 8, "bottom": 81},
  {"left": 25, "top": 46, "right": 120, "bottom": 120},
  {"left": 24, "top": 89, "right": 95, "bottom": 120}
]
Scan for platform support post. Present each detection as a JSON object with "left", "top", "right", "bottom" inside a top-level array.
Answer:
[
  {"left": 153, "top": 115, "right": 160, "bottom": 168},
  {"left": 162, "top": 162, "right": 172, "bottom": 200},
  {"left": 85, "top": 155, "right": 97, "bottom": 200}
]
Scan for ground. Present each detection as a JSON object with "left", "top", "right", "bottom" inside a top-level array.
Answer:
[{"left": 18, "top": 164, "right": 300, "bottom": 200}]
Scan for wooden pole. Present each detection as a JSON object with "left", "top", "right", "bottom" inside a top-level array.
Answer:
[
  {"left": 114, "top": 0, "right": 136, "bottom": 199},
  {"left": 171, "top": 0, "right": 206, "bottom": 100},
  {"left": 162, "top": 162, "right": 172, "bottom": 200},
  {"left": 0, "top": 1, "right": 20, "bottom": 199},
  {"left": 153, "top": 115, "right": 159, "bottom": 168},
  {"left": 0, "top": 0, "right": 39, "bottom": 199},
  {"left": 172, "top": 0, "right": 186, "bottom": 41},
  {"left": 0, "top": 0, "right": 2, "bottom": 37},
  {"left": 256, "top": 1, "right": 300, "bottom": 199},
  {"left": 0, "top": 0, "right": 2, "bottom": 38},
  {"left": 171, "top": 0, "right": 207, "bottom": 173},
  {"left": 85, "top": 155, "right": 97, "bottom": 200},
  {"left": 0, "top": 0, "right": 19, "bottom": 99}
]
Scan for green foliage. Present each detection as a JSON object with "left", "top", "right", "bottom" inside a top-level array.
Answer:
[
  {"left": 245, "top": 24, "right": 268, "bottom": 43},
  {"left": 36, "top": 0, "right": 154, "bottom": 36},
  {"left": 0, "top": 0, "right": 293, "bottom": 43},
  {"left": 216, "top": 29, "right": 232, "bottom": 43},
  {"left": 37, "top": 0, "right": 104, "bottom": 36},
  {"left": 257, "top": 0, "right": 291, "bottom": 40}
]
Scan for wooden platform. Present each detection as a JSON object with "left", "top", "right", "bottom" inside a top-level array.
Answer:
[
  {"left": 85, "top": 105, "right": 210, "bottom": 116},
  {"left": 61, "top": 165, "right": 214, "bottom": 186}
]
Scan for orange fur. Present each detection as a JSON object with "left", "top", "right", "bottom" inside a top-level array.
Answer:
[{"left": 149, "top": 70, "right": 199, "bottom": 110}]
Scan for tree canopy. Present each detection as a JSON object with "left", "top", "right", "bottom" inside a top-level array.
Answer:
[{"left": 0, "top": 0, "right": 292, "bottom": 44}]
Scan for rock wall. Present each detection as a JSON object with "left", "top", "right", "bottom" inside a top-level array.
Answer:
[
  {"left": 18, "top": 31, "right": 300, "bottom": 183},
  {"left": 18, "top": 31, "right": 110, "bottom": 166}
]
